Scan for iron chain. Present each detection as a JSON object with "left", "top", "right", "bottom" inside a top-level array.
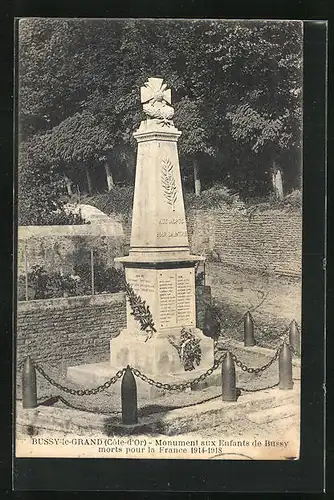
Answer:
[
  {"left": 131, "top": 353, "right": 226, "bottom": 391},
  {"left": 164, "top": 392, "right": 222, "bottom": 409},
  {"left": 229, "top": 344, "right": 283, "bottom": 375},
  {"left": 17, "top": 394, "right": 54, "bottom": 403},
  {"left": 33, "top": 360, "right": 126, "bottom": 396},
  {"left": 251, "top": 319, "right": 294, "bottom": 347},
  {"left": 240, "top": 382, "right": 280, "bottom": 393},
  {"left": 22, "top": 337, "right": 296, "bottom": 400}
]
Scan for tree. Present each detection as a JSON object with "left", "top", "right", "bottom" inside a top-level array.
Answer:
[
  {"left": 18, "top": 136, "right": 67, "bottom": 225},
  {"left": 18, "top": 18, "right": 123, "bottom": 139},
  {"left": 43, "top": 111, "right": 114, "bottom": 194},
  {"left": 174, "top": 97, "right": 214, "bottom": 195},
  {"left": 200, "top": 20, "right": 302, "bottom": 195},
  {"left": 17, "top": 18, "right": 303, "bottom": 222}
]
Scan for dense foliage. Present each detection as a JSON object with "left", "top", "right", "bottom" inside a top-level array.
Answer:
[
  {"left": 85, "top": 185, "right": 302, "bottom": 220},
  {"left": 18, "top": 19, "right": 302, "bottom": 223},
  {"left": 18, "top": 262, "right": 125, "bottom": 300}
]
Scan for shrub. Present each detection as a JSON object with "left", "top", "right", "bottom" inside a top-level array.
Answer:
[
  {"left": 195, "top": 270, "right": 205, "bottom": 286},
  {"left": 84, "top": 186, "right": 134, "bottom": 217},
  {"left": 43, "top": 209, "right": 88, "bottom": 226},
  {"left": 184, "top": 184, "right": 240, "bottom": 211},
  {"left": 284, "top": 189, "right": 302, "bottom": 209},
  {"left": 243, "top": 189, "right": 302, "bottom": 212},
  {"left": 20, "top": 262, "right": 125, "bottom": 300},
  {"left": 17, "top": 275, "right": 35, "bottom": 301},
  {"left": 73, "top": 259, "right": 125, "bottom": 295},
  {"left": 28, "top": 265, "right": 51, "bottom": 299},
  {"left": 95, "top": 265, "right": 125, "bottom": 293},
  {"left": 19, "top": 199, "right": 89, "bottom": 226}
]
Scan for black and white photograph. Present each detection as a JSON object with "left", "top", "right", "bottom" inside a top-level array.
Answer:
[{"left": 15, "top": 18, "right": 303, "bottom": 460}]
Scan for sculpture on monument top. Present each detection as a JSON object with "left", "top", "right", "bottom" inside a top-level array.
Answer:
[{"left": 140, "top": 77, "right": 174, "bottom": 124}]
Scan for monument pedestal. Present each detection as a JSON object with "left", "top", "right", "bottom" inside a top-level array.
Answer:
[
  {"left": 110, "top": 327, "right": 214, "bottom": 375},
  {"left": 111, "top": 255, "right": 214, "bottom": 384}
]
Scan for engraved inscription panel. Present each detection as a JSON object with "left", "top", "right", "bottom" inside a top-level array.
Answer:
[
  {"left": 156, "top": 217, "right": 187, "bottom": 239},
  {"left": 156, "top": 215, "right": 189, "bottom": 246},
  {"left": 158, "top": 271, "right": 177, "bottom": 328},
  {"left": 176, "top": 271, "right": 194, "bottom": 325},
  {"left": 126, "top": 269, "right": 156, "bottom": 293},
  {"left": 158, "top": 268, "right": 195, "bottom": 329}
]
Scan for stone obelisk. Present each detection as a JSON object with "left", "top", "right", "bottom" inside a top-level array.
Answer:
[{"left": 112, "top": 78, "right": 213, "bottom": 376}]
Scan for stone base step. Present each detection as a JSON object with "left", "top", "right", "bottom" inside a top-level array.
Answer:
[{"left": 67, "top": 361, "right": 222, "bottom": 401}]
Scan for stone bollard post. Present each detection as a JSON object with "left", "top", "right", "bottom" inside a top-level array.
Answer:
[
  {"left": 289, "top": 320, "right": 301, "bottom": 356},
  {"left": 279, "top": 342, "right": 294, "bottom": 390},
  {"left": 221, "top": 352, "right": 237, "bottom": 401},
  {"left": 121, "top": 365, "right": 138, "bottom": 425},
  {"left": 22, "top": 356, "right": 37, "bottom": 408},
  {"left": 244, "top": 311, "right": 255, "bottom": 346}
]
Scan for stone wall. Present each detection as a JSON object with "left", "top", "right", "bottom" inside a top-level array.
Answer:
[
  {"left": 16, "top": 289, "right": 212, "bottom": 369},
  {"left": 123, "top": 208, "right": 301, "bottom": 277},
  {"left": 186, "top": 208, "right": 302, "bottom": 277},
  {"left": 16, "top": 293, "right": 126, "bottom": 368},
  {"left": 18, "top": 207, "right": 302, "bottom": 279}
]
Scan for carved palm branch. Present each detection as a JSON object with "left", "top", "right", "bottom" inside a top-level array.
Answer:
[
  {"left": 124, "top": 282, "right": 156, "bottom": 340},
  {"left": 161, "top": 158, "right": 177, "bottom": 211}
]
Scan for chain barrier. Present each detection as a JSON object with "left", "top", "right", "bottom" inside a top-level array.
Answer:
[
  {"left": 239, "top": 382, "right": 280, "bottom": 393},
  {"left": 16, "top": 394, "right": 54, "bottom": 403},
  {"left": 45, "top": 392, "right": 224, "bottom": 415},
  {"left": 232, "top": 343, "right": 283, "bottom": 374},
  {"left": 218, "top": 340, "right": 297, "bottom": 376},
  {"left": 58, "top": 393, "right": 224, "bottom": 414},
  {"left": 239, "top": 373, "right": 301, "bottom": 394},
  {"left": 286, "top": 343, "right": 299, "bottom": 358},
  {"left": 22, "top": 341, "right": 296, "bottom": 398},
  {"left": 19, "top": 337, "right": 298, "bottom": 418},
  {"left": 214, "top": 343, "right": 284, "bottom": 375},
  {"left": 171, "top": 392, "right": 222, "bottom": 408},
  {"left": 131, "top": 353, "right": 227, "bottom": 391},
  {"left": 213, "top": 303, "right": 301, "bottom": 353},
  {"left": 32, "top": 359, "right": 126, "bottom": 396},
  {"left": 251, "top": 319, "right": 291, "bottom": 343}
]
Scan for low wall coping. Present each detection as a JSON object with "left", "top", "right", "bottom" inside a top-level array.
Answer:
[
  {"left": 18, "top": 224, "right": 125, "bottom": 240},
  {"left": 17, "top": 292, "right": 126, "bottom": 312}
]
